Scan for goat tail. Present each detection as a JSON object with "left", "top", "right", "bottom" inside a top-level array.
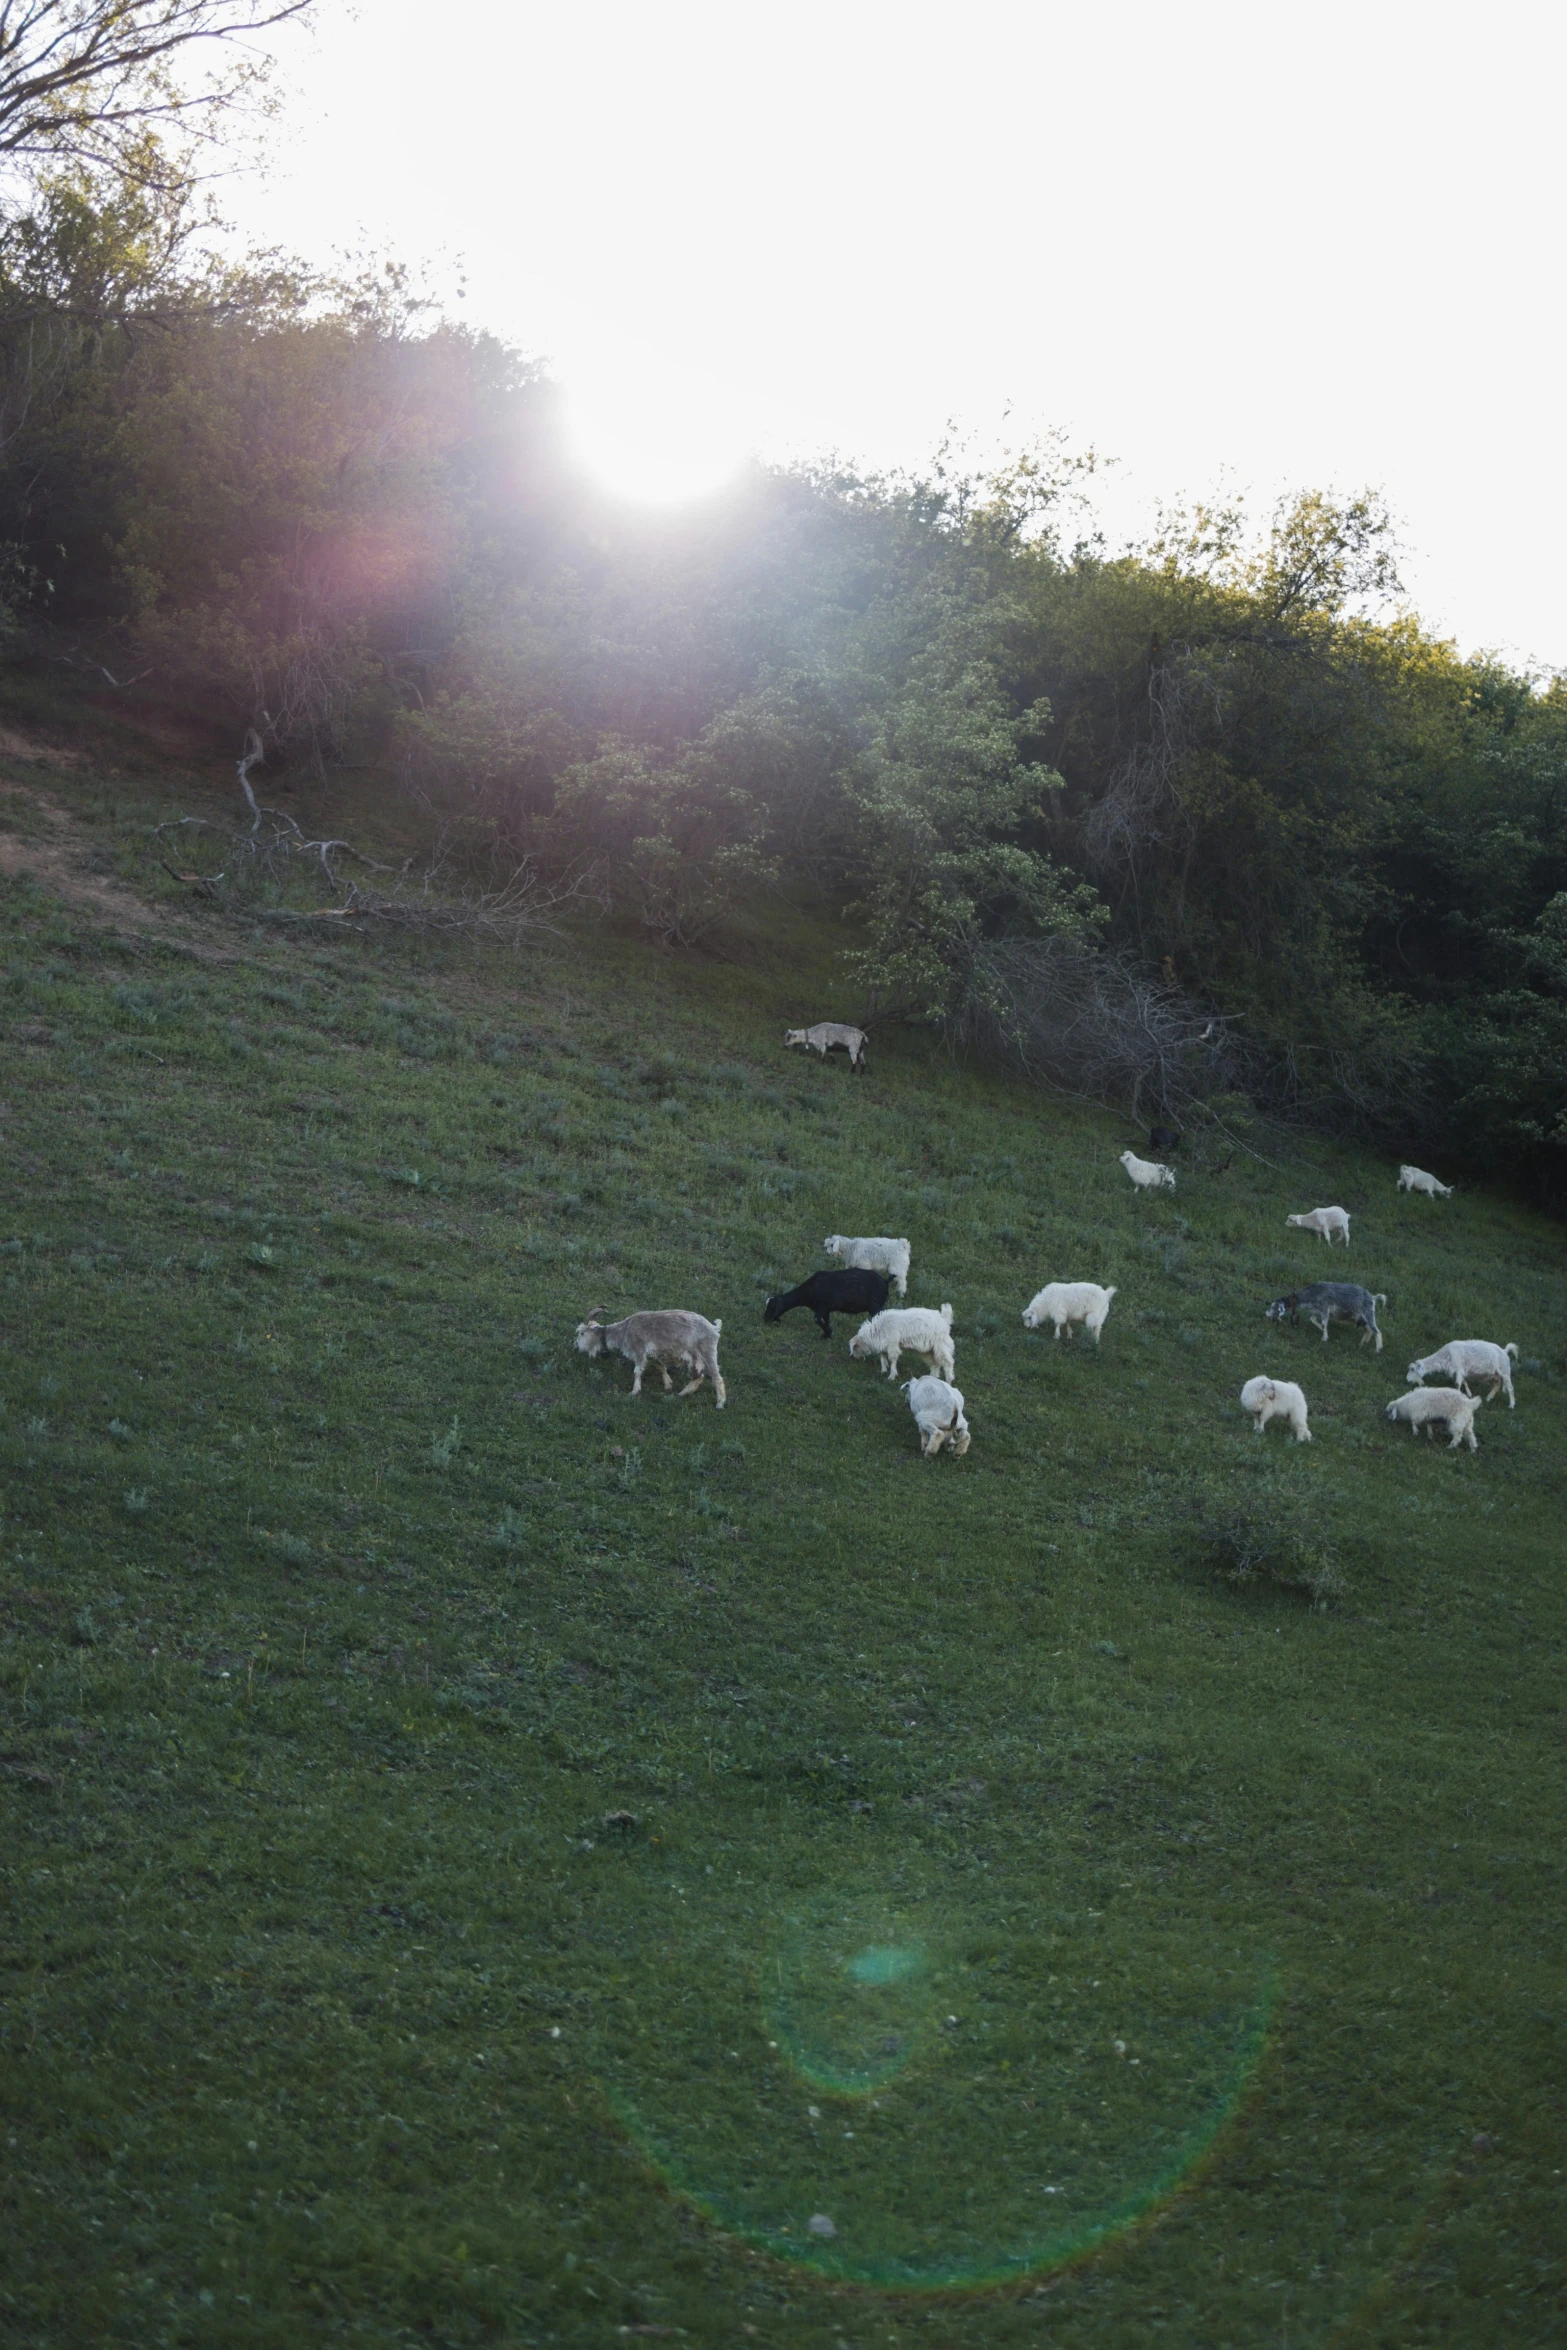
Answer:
[
  {"left": 712, "top": 1318, "right": 723, "bottom": 1336},
  {"left": 1373, "top": 1292, "right": 1388, "bottom": 1306},
  {"left": 939, "top": 1302, "right": 953, "bottom": 1324},
  {"left": 1505, "top": 1342, "right": 1519, "bottom": 1360}
]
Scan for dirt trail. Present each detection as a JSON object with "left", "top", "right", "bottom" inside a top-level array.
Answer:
[{"left": 0, "top": 752, "right": 205, "bottom": 940}]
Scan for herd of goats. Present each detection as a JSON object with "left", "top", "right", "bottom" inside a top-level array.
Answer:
[{"left": 571, "top": 1024, "right": 1516, "bottom": 1460}]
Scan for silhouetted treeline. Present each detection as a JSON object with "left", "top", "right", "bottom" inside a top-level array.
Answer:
[{"left": 3, "top": 167, "right": 1564, "bottom": 1202}]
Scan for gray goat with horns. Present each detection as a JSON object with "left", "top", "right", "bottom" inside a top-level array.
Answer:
[{"left": 573, "top": 1308, "right": 727, "bottom": 1406}]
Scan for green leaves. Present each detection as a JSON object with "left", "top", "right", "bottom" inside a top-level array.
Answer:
[{"left": 841, "top": 656, "right": 1102, "bottom": 1017}]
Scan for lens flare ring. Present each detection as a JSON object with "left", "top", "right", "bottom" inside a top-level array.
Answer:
[{"left": 596, "top": 1883, "right": 1276, "bottom": 2290}]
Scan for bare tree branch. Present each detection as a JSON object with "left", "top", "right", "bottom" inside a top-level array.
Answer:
[{"left": 0, "top": 2, "right": 315, "bottom": 172}]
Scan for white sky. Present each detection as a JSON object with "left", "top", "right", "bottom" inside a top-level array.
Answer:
[{"left": 234, "top": 0, "right": 1566, "bottom": 666}]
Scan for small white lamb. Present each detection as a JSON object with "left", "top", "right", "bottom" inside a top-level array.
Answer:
[
  {"left": 1385, "top": 1386, "right": 1479, "bottom": 1450},
  {"left": 824, "top": 1234, "right": 911, "bottom": 1298},
  {"left": 1119, "top": 1150, "right": 1175, "bottom": 1192},
  {"left": 903, "top": 1375, "right": 970, "bottom": 1457},
  {"left": 1286, "top": 1207, "right": 1350, "bottom": 1247},
  {"left": 1239, "top": 1375, "right": 1312, "bottom": 1442},
  {"left": 1021, "top": 1280, "right": 1118, "bottom": 1343},
  {"left": 848, "top": 1303, "right": 955, "bottom": 1382},
  {"left": 1398, "top": 1165, "right": 1453, "bottom": 1198},
  {"left": 1406, "top": 1340, "right": 1518, "bottom": 1409}
]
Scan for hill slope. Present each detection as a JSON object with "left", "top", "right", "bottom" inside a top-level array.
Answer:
[{"left": 2, "top": 745, "right": 1565, "bottom": 2349}]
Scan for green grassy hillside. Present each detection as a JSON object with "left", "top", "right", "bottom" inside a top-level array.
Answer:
[{"left": 2, "top": 745, "right": 1565, "bottom": 2349}]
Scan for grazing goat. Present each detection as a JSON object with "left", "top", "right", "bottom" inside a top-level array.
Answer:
[
  {"left": 764, "top": 1267, "right": 890, "bottom": 1339},
  {"left": 785, "top": 1021, "right": 868, "bottom": 1071},
  {"left": 848, "top": 1303, "right": 955, "bottom": 1382},
  {"left": 1385, "top": 1386, "right": 1479, "bottom": 1450},
  {"left": 823, "top": 1233, "right": 910, "bottom": 1298},
  {"left": 1286, "top": 1206, "right": 1350, "bottom": 1247},
  {"left": 1406, "top": 1339, "right": 1518, "bottom": 1409},
  {"left": 1398, "top": 1164, "right": 1453, "bottom": 1197},
  {"left": 574, "top": 1308, "right": 726, "bottom": 1407},
  {"left": 1148, "top": 1125, "right": 1180, "bottom": 1154},
  {"left": 1266, "top": 1281, "right": 1387, "bottom": 1351},
  {"left": 903, "top": 1375, "right": 970, "bottom": 1457},
  {"left": 1021, "top": 1280, "right": 1118, "bottom": 1343},
  {"left": 1119, "top": 1149, "right": 1176, "bottom": 1192},
  {"left": 1239, "top": 1375, "right": 1312, "bottom": 1442}
]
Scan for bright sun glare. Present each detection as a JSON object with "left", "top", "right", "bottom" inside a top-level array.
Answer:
[{"left": 565, "top": 378, "right": 750, "bottom": 506}]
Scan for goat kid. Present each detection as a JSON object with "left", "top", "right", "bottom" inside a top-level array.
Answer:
[
  {"left": 1286, "top": 1206, "right": 1350, "bottom": 1247},
  {"left": 1385, "top": 1386, "right": 1479, "bottom": 1450}
]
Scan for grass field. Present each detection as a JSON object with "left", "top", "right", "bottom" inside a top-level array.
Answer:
[{"left": 2, "top": 731, "right": 1566, "bottom": 2349}]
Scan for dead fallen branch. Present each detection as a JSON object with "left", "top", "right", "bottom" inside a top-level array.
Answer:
[{"left": 149, "top": 738, "right": 595, "bottom": 946}]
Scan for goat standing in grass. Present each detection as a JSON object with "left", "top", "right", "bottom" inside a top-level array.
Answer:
[
  {"left": 1021, "top": 1281, "right": 1117, "bottom": 1343},
  {"left": 1239, "top": 1375, "right": 1312, "bottom": 1442},
  {"left": 1119, "top": 1149, "right": 1175, "bottom": 1192},
  {"left": 764, "top": 1268, "right": 889, "bottom": 1339},
  {"left": 904, "top": 1376, "right": 970, "bottom": 1456},
  {"left": 848, "top": 1304, "right": 955, "bottom": 1382},
  {"left": 1267, "top": 1282, "right": 1386, "bottom": 1351},
  {"left": 1405, "top": 1339, "right": 1518, "bottom": 1408},
  {"left": 574, "top": 1309, "right": 727, "bottom": 1406},
  {"left": 1398, "top": 1164, "right": 1453, "bottom": 1197},
  {"left": 824, "top": 1234, "right": 910, "bottom": 1297},
  {"left": 785, "top": 1022, "right": 868, "bottom": 1071},
  {"left": 1286, "top": 1206, "right": 1350, "bottom": 1247},
  {"left": 1386, "top": 1386, "right": 1479, "bottom": 1450}
]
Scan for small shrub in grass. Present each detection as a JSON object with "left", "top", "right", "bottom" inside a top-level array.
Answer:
[
  {"left": 267, "top": 1530, "right": 312, "bottom": 1565},
  {"left": 124, "top": 1487, "right": 149, "bottom": 1514},
  {"left": 429, "top": 1417, "right": 461, "bottom": 1469},
  {"left": 490, "top": 1505, "right": 529, "bottom": 1551},
  {"left": 1193, "top": 1496, "right": 1344, "bottom": 1608}
]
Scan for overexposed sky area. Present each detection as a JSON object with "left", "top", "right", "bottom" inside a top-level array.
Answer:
[{"left": 235, "top": 0, "right": 1566, "bottom": 666}]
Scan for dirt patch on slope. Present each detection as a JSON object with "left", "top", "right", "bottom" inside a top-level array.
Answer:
[{"left": 0, "top": 783, "right": 196, "bottom": 938}]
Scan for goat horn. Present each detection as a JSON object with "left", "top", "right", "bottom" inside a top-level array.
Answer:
[{"left": 583, "top": 1305, "right": 610, "bottom": 1322}]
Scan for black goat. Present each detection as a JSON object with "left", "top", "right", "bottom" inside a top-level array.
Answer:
[
  {"left": 1149, "top": 1124, "right": 1181, "bottom": 1154},
  {"left": 764, "top": 1267, "right": 890, "bottom": 1339}
]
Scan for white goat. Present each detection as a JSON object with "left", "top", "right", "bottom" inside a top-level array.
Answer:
[
  {"left": 1385, "top": 1386, "right": 1479, "bottom": 1450},
  {"left": 1239, "top": 1375, "right": 1312, "bottom": 1442},
  {"left": 824, "top": 1234, "right": 911, "bottom": 1298},
  {"left": 1406, "top": 1339, "right": 1518, "bottom": 1409},
  {"left": 848, "top": 1303, "right": 955, "bottom": 1382},
  {"left": 574, "top": 1308, "right": 726, "bottom": 1407},
  {"left": 1398, "top": 1164, "right": 1453, "bottom": 1198},
  {"left": 1119, "top": 1149, "right": 1176, "bottom": 1192},
  {"left": 903, "top": 1375, "right": 970, "bottom": 1457},
  {"left": 1286, "top": 1206, "right": 1350, "bottom": 1247},
  {"left": 1021, "top": 1280, "right": 1118, "bottom": 1343},
  {"left": 786, "top": 1022, "right": 868, "bottom": 1071}
]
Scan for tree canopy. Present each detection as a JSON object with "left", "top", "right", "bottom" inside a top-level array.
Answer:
[{"left": 0, "top": 150, "right": 1562, "bottom": 1204}]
